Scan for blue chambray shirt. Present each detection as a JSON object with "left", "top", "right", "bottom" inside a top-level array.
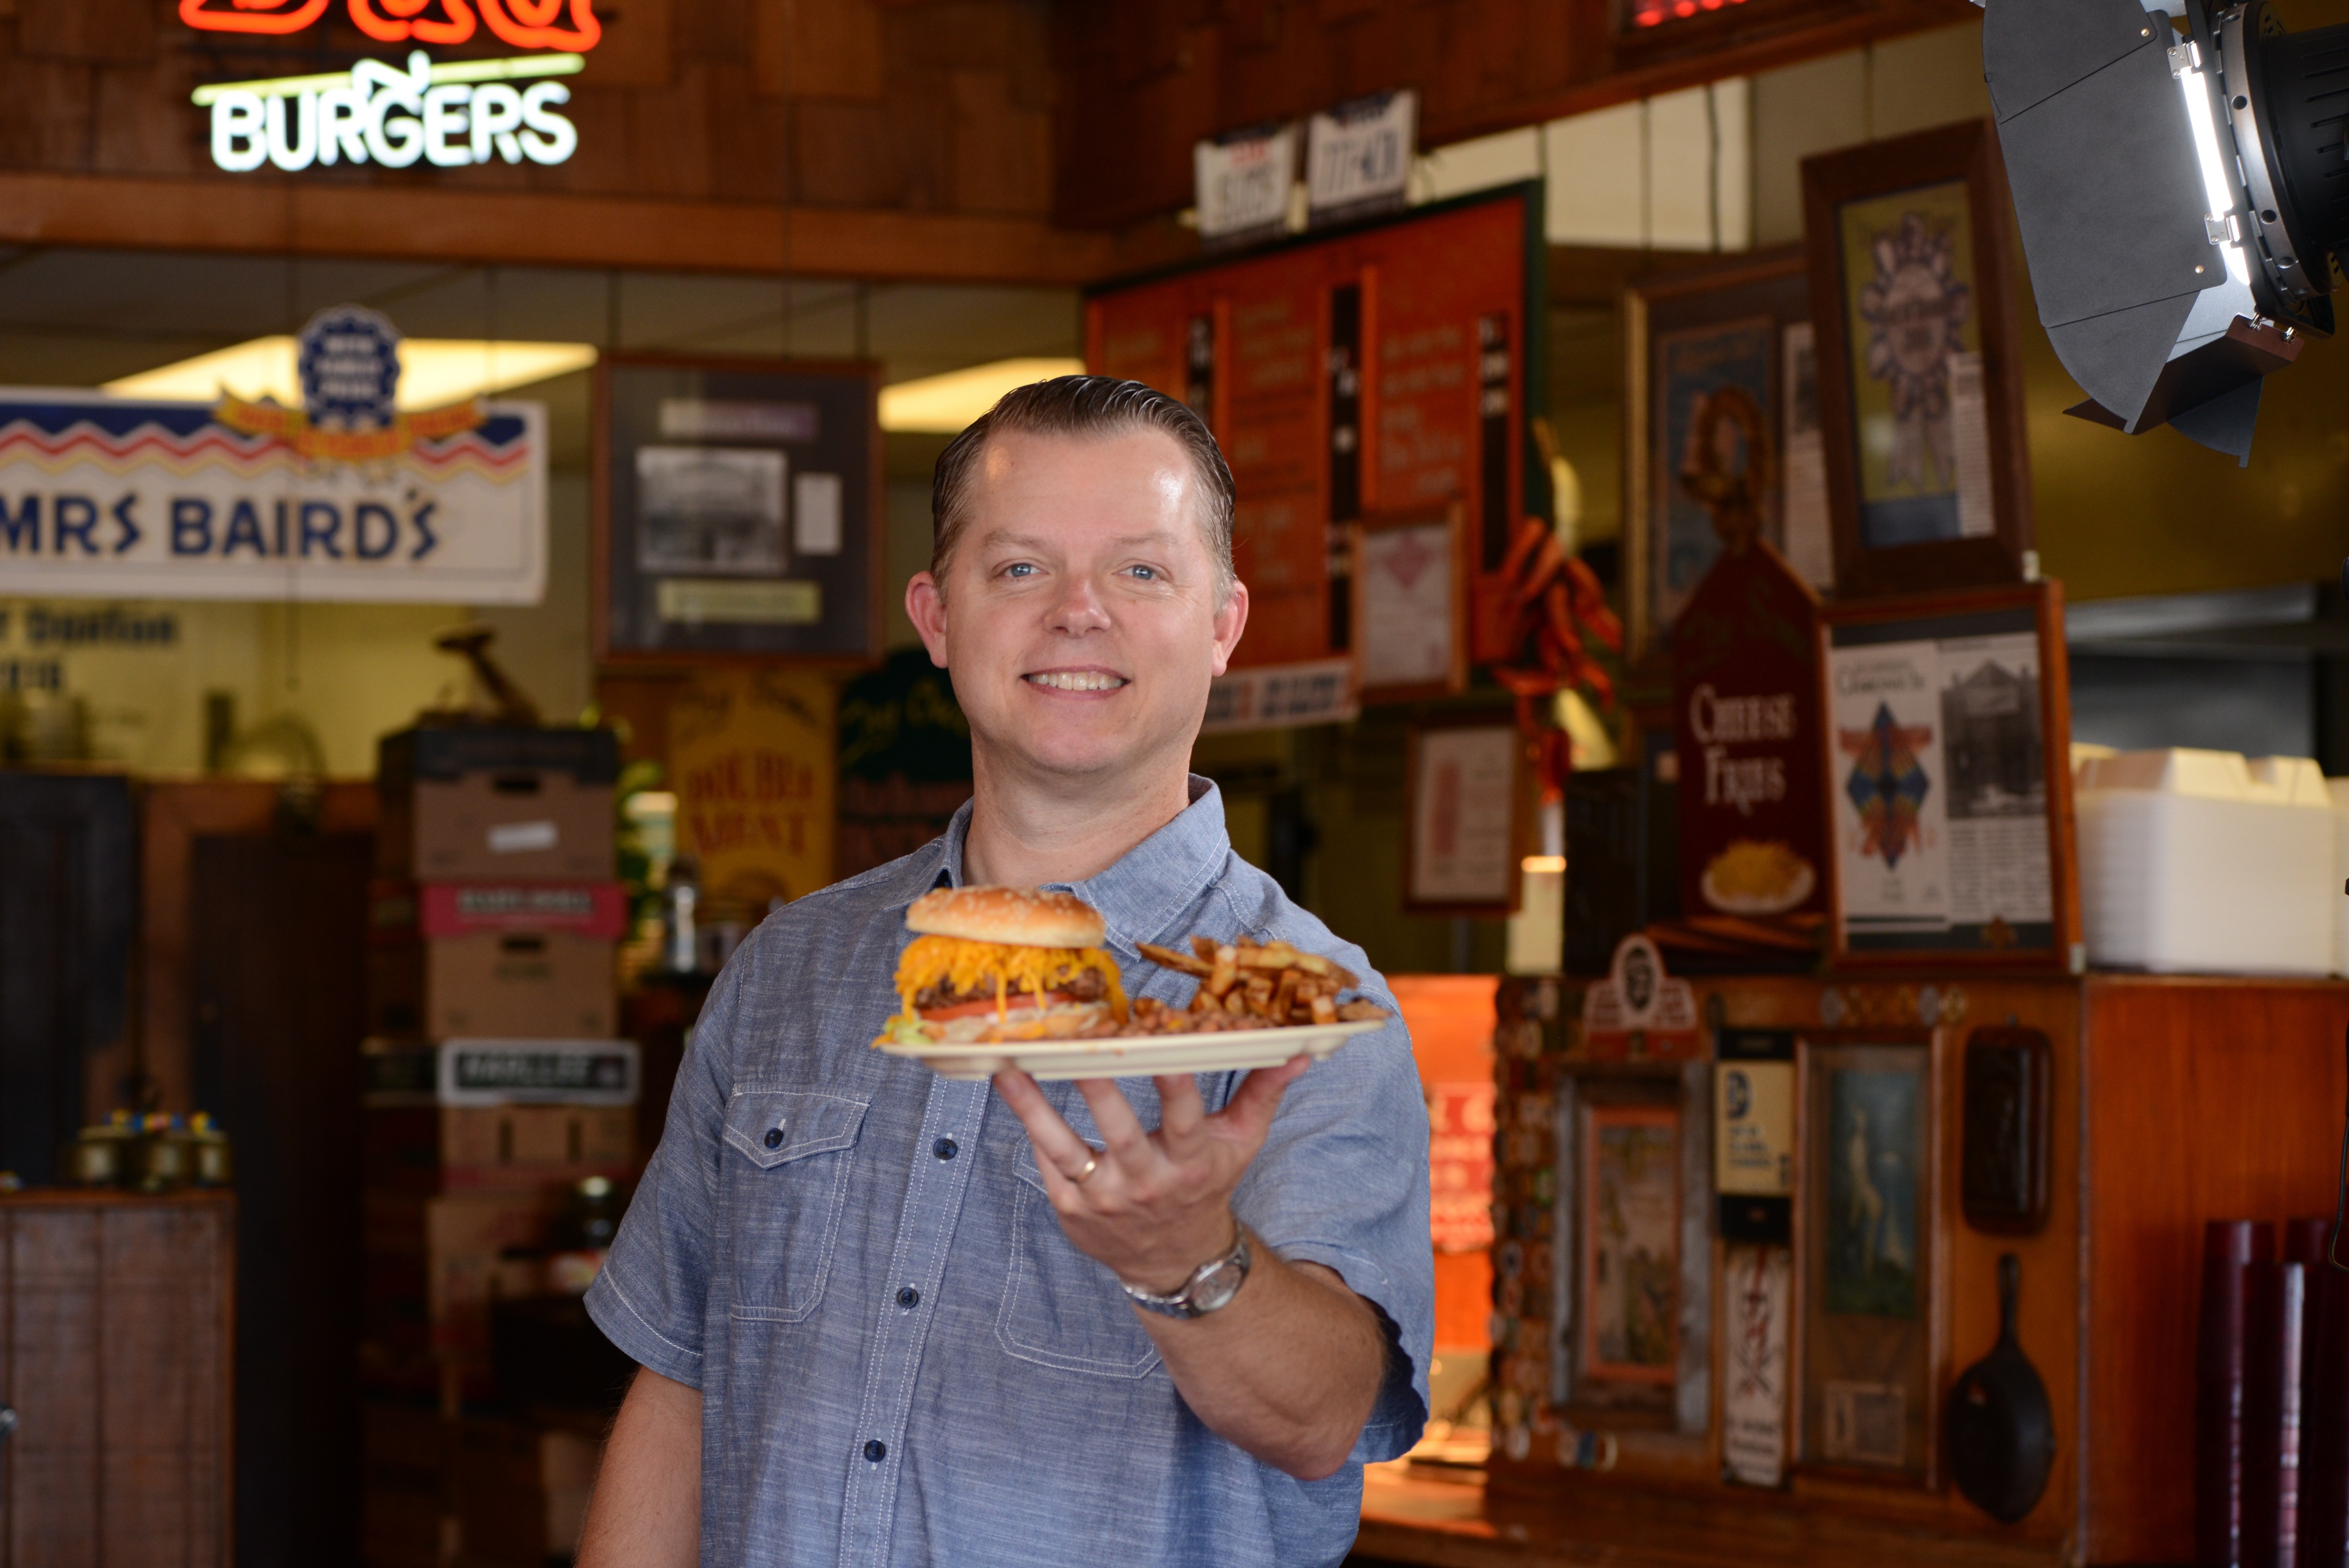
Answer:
[{"left": 586, "top": 778, "right": 1433, "bottom": 1567}]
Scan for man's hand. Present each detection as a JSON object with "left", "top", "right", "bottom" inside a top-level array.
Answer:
[
  {"left": 990, "top": 1060, "right": 1390, "bottom": 1479},
  {"left": 992, "top": 1058, "right": 1308, "bottom": 1292}
]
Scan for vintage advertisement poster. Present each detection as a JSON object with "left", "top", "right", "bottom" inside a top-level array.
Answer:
[
  {"left": 1407, "top": 722, "right": 1519, "bottom": 908},
  {"left": 1427, "top": 1080, "right": 1496, "bottom": 1253},
  {"left": 1672, "top": 540, "right": 1823, "bottom": 923},
  {"left": 1722, "top": 1243, "right": 1792, "bottom": 1487},
  {"left": 1651, "top": 317, "right": 1774, "bottom": 631},
  {"left": 1828, "top": 610, "right": 2051, "bottom": 953},
  {"left": 1581, "top": 1103, "right": 1679, "bottom": 1384},
  {"left": 1801, "top": 1042, "right": 1934, "bottom": 1476},
  {"left": 670, "top": 665, "right": 837, "bottom": 914},
  {"left": 1835, "top": 180, "right": 1994, "bottom": 550}
]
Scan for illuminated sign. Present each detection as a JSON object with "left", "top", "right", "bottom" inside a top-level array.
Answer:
[
  {"left": 179, "top": 0, "right": 600, "bottom": 50},
  {"left": 185, "top": 0, "right": 595, "bottom": 173},
  {"left": 194, "top": 52, "right": 582, "bottom": 173}
]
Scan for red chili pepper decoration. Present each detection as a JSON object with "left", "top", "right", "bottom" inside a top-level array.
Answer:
[{"left": 1487, "top": 516, "right": 1622, "bottom": 795}]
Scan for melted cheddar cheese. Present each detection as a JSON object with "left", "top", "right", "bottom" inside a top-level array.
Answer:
[{"left": 887, "top": 935, "right": 1128, "bottom": 1032}]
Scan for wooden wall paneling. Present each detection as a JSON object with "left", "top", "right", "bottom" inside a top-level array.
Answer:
[
  {"left": 2077, "top": 976, "right": 2349, "bottom": 1566},
  {"left": 791, "top": 0, "right": 890, "bottom": 99},
  {"left": 951, "top": 67, "right": 1052, "bottom": 216},
  {"left": 3, "top": 1205, "right": 102, "bottom": 1565},
  {"left": 139, "top": 781, "right": 376, "bottom": 1119},
  {"left": 580, "top": 0, "right": 674, "bottom": 88},
  {"left": 97, "top": 1201, "right": 233, "bottom": 1568},
  {"left": 0, "top": 1194, "right": 235, "bottom": 1568},
  {"left": 16, "top": 0, "right": 153, "bottom": 67},
  {"left": 1049, "top": 0, "right": 1980, "bottom": 229}
]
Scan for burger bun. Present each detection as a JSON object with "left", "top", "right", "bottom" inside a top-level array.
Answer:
[{"left": 906, "top": 885, "right": 1106, "bottom": 949}]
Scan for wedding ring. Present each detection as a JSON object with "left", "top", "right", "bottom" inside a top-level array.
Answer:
[{"left": 1073, "top": 1156, "right": 1098, "bottom": 1184}]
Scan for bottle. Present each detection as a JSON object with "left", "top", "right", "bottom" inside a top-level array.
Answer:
[
  {"left": 189, "top": 1113, "right": 233, "bottom": 1188},
  {"left": 664, "top": 856, "right": 701, "bottom": 974}
]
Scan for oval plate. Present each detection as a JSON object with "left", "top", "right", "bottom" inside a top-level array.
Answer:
[{"left": 876, "top": 1019, "right": 1387, "bottom": 1081}]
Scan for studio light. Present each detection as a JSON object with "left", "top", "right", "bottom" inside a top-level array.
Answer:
[{"left": 1982, "top": 0, "right": 2349, "bottom": 462}]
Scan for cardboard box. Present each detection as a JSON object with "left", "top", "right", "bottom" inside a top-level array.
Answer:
[
  {"left": 368, "top": 883, "right": 625, "bottom": 1039},
  {"left": 377, "top": 727, "right": 619, "bottom": 881},
  {"left": 364, "top": 1191, "right": 559, "bottom": 1359},
  {"left": 364, "top": 1039, "right": 641, "bottom": 1107},
  {"left": 365, "top": 1104, "right": 636, "bottom": 1195},
  {"left": 449, "top": 1417, "right": 598, "bottom": 1568}
]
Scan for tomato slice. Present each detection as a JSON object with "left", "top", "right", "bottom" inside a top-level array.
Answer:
[{"left": 919, "top": 991, "right": 1076, "bottom": 1023}]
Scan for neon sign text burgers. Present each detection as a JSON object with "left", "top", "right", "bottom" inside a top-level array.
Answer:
[{"left": 184, "top": 0, "right": 594, "bottom": 174}]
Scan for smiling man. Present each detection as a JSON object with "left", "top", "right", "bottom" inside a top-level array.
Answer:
[{"left": 577, "top": 377, "right": 1433, "bottom": 1568}]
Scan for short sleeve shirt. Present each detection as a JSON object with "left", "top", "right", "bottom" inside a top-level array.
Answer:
[{"left": 585, "top": 778, "right": 1434, "bottom": 1568}]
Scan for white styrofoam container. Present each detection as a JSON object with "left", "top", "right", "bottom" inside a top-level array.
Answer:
[
  {"left": 2074, "top": 748, "right": 2333, "bottom": 976},
  {"left": 2331, "top": 777, "right": 2349, "bottom": 977}
]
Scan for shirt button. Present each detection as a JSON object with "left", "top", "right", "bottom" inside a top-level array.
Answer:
[
  {"left": 864, "top": 1439, "right": 887, "bottom": 1462},
  {"left": 763, "top": 1127, "right": 783, "bottom": 1149},
  {"left": 896, "top": 1285, "right": 919, "bottom": 1308},
  {"left": 932, "top": 1137, "right": 958, "bottom": 1161}
]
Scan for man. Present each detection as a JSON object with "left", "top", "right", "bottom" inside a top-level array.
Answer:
[{"left": 579, "top": 376, "right": 1433, "bottom": 1567}]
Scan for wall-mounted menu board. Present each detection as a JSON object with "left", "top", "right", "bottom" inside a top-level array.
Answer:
[{"left": 1087, "top": 186, "right": 1542, "bottom": 676}]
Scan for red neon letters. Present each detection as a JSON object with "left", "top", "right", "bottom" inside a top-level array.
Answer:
[
  {"left": 180, "top": 0, "right": 333, "bottom": 35},
  {"left": 477, "top": 0, "right": 599, "bottom": 52},
  {"left": 349, "top": 0, "right": 475, "bottom": 45},
  {"left": 182, "top": 0, "right": 596, "bottom": 49}
]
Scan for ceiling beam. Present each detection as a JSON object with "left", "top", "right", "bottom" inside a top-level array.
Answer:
[{"left": 0, "top": 172, "right": 1193, "bottom": 287}]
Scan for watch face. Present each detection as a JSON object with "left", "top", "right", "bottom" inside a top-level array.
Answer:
[{"left": 1192, "top": 1259, "right": 1245, "bottom": 1315}]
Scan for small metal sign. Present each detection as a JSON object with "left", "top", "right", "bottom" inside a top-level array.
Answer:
[
  {"left": 1306, "top": 90, "right": 1416, "bottom": 226},
  {"left": 1193, "top": 122, "right": 1298, "bottom": 246}
]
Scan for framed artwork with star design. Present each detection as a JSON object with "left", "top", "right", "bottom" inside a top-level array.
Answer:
[
  {"left": 1800, "top": 120, "right": 2036, "bottom": 599},
  {"left": 1816, "top": 582, "right": 2079, "bottom": 974}
]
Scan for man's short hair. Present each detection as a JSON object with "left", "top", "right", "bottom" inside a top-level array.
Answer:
[{"left": 928, "top": 375, "right": 1237, "bottom": 602}]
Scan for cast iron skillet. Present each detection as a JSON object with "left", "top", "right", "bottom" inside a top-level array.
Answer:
[{"left": 1946, "top": 1253, "right": 2055, "bottom": 1523}]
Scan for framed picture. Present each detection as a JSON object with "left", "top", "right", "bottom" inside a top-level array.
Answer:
[
  {"left": 1352, "top": 505, "right": 1467, "bottom": 704},
  {"left": 594, "top": 354, "right": 884, "bottom": 665},
  {"left": 1796, "top": 1032, "right": 1940, "bottom": 1484},
  {"left": 1801, "top": 120, "right": 2035, "bottom": 598},
  {"left": 1403, "top": 715, "right": 1530, "bottom": 916},
  {"left": 1622, "top": 248, "right": 1822, "bottom": 669},
  {"left": 1817, "top": 580, "right": 2079, "bottom": 973},
  {"left": 1580, "top": 1101, "right": 1681, "bottom": 1386}
]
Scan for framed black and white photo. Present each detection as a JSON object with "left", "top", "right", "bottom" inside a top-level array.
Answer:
[{"left": 595, "top": 354, "right": 883, "bottom": 665}]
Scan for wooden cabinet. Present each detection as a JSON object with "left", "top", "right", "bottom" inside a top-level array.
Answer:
[
  {"left": 0, "top": 771, "right": 133, "bottom": 1187},
  {"left": 0, "top": 1191, "right": 234, "bottom": 1568}
]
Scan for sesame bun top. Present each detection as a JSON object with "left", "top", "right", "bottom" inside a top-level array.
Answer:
[{"left": 905, "top": 885, "right": 1107, "bottom": 949}]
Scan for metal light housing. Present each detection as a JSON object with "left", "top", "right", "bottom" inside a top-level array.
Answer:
[{"left": 1983, "top": 0, "right": 2349, "bottom": 462}]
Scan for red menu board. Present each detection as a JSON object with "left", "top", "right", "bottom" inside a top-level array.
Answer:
[{"left": 1088, "top": 189, "right": 1538, "bottom": 672}]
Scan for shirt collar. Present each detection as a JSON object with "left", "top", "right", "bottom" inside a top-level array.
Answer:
[{"left": 899, "top": 776, "right": 1230, "bottom": 953}]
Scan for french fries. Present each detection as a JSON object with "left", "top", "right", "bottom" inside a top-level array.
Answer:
[{"left": 1118, "top": 934, "right": 1385, "bottom": 1034}]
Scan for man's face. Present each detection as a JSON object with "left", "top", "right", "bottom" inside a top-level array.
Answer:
[{"left": 907, "top": 426, "right": 1247, "bottom": 784}]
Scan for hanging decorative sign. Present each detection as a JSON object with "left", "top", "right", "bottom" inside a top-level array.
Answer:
[
  {"left": 1305, "top": 90, "right": 1417, "bottom": 227},
  {"left": 1576, "top": 934, "right": 1702, "bottom": 1061},
  {"left": 0, "top": 307, "right": 545, "bottom": 606},
  {"left": 1193, "top": 122, "right": 1299, "bottom": 247}
]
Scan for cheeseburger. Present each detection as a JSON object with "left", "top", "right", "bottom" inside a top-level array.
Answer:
[{"left": 876, "top": 886, "right": 1128, "bottom": 1046}]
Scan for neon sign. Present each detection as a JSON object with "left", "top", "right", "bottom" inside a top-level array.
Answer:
[
  {"left": 194, "top": 52, "right": 582, "bottom": 173},
  {"left": 179, "top": 0, "right": 599, "bottom": 50}
]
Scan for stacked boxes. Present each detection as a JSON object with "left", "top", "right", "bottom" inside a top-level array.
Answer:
[{"left": 362, "top": 727, "right": 635, "bottom": 1568}]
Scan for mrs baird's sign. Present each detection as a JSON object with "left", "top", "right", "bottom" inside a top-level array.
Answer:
[{"left": 0, "top": 307, "right": 547, "bottom": 605}]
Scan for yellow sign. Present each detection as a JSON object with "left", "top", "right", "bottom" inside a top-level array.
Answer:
[
  {"left": 671, "top": 665, "right": 836, "bottom": 912},
  {"left": 1714, "top": 1059, "right": 1794, "bottom": 1198},
  {"left": 214, "top": 391, "right": 486, "bottom": 461}
]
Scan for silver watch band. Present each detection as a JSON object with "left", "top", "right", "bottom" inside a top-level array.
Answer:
[{"left": 1121, "top": 1227, "right": 1252, "bottom": 1319}]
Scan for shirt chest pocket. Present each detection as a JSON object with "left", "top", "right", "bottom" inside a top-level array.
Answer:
[
  {"left": 996, "top": 1145, "right": 1164, "bottom": 1379},
  {"left": 722, "top": 1090, "right": 869, "bottom": 1324}
]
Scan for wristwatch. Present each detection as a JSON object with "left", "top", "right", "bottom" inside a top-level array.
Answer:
[{"left": 1121, "top": 1227, "right": 1253, "bottom": 1319}]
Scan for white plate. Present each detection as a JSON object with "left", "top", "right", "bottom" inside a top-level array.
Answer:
[
  {"left": 877, "top": 1019, "right": 1386, "bottom": 1081},
  {"left": 1699, "top": 859, "right": 1815, "bottom": 916}
]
